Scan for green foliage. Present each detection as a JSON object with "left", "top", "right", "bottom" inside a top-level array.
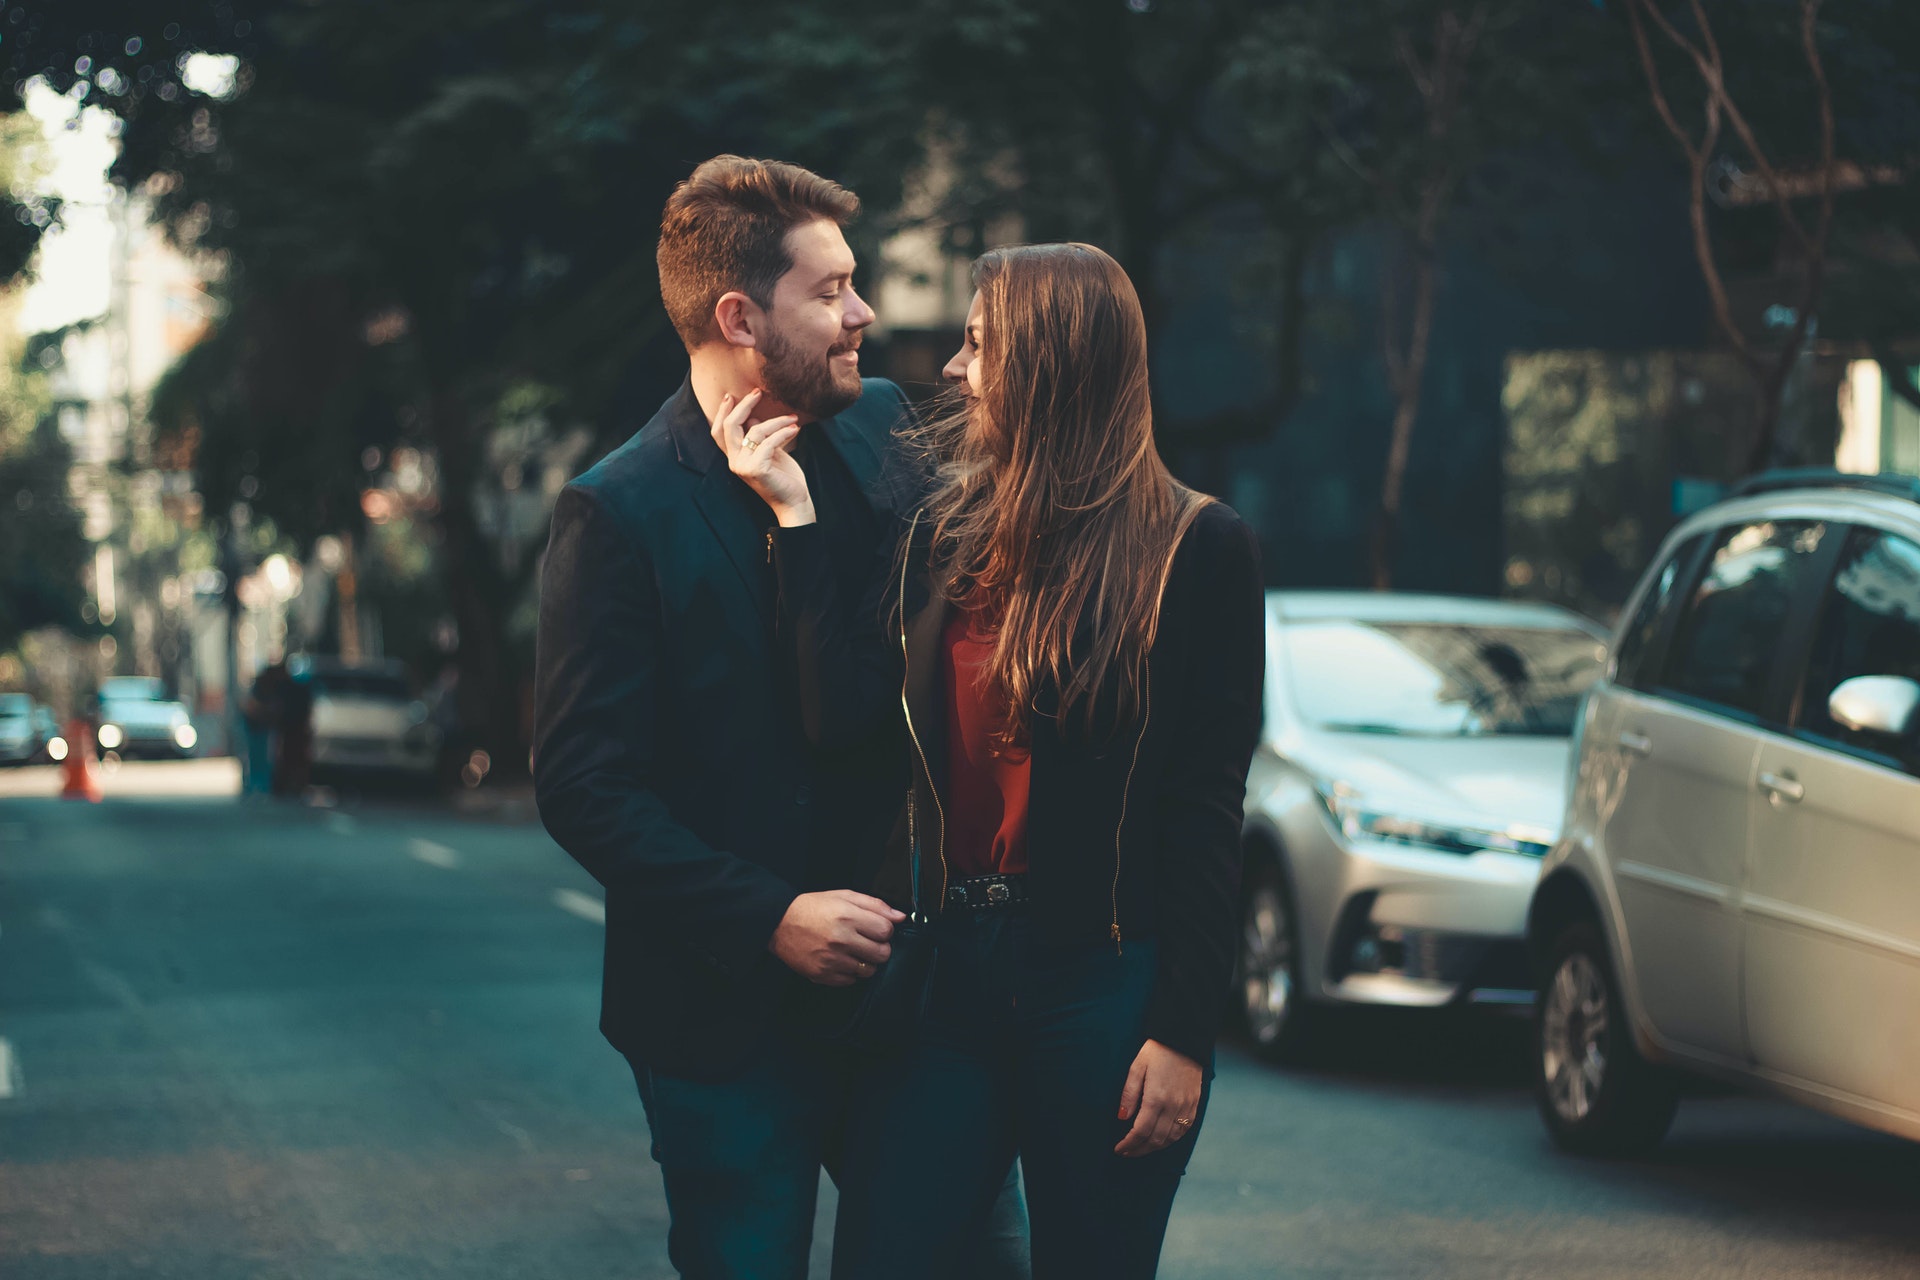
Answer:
[{"left": 0, "top": 415, "right": 89, "bottom": 656}]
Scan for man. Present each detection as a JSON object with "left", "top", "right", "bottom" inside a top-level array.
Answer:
[{"left": 533, "top": 156, "right": 1024, "bottom": 1279}]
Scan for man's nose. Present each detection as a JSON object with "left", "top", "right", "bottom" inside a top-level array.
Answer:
[{"left": 844, "top": 287, "right": 876, "bottom": 330}]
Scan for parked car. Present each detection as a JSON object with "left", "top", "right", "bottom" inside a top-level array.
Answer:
[
  {"left": 290, "top": 656, "right": 439, "bottom": 784},
  {"left": 1529, "top": 469, "right": 1920, "bottom": 1154},
  {"left": 0, "top": 693, "right": 45, "bottom": 766},
  {"left": 34, "top": 706, "right": 68, "bottom": 763},
  {"left": 1238, "top": 592, "right": 1609, "bottom": 1057},
  {"left": 95, "top": 680, "right": 198, "bottom": 759}
]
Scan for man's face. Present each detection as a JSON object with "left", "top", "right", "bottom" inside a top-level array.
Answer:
[
  {"left": 942, "top": 290, "right": 985, "bottom": 399},
  {"left": 756, "top": 220, "right": 875, "bottom": 421}
]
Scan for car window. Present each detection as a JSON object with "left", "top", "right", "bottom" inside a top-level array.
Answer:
[
  {"left": 0, "top": 694, "right": 30, "bottom": 719},
  {"left": 310, "top": 673, "right": 411, "bottom": 701},
  {"left": 1791, "top": 526, "right": 1920, "bottom": 776},
  {"left": 1658, "top": 520, "right": 1830, "bottom": 721},
  {"left": 1613, "top": 534, "right": 1702, "bottom": 690},
  {"left": 1284, "top": 620, "right": 1606, "bottom": 737}
]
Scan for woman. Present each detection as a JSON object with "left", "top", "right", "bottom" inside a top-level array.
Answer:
[{"left": 714, "top": 243, "right": 1265, "bottom": 1279}]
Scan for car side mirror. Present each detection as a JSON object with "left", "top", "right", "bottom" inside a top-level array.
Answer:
[{"left": 1828, "top": 675, "right": 1920, "bottom": 738}]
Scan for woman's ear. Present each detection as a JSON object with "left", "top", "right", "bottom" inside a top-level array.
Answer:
[{"left": 714, "top": 291, "right": 760, "bottom": 350}]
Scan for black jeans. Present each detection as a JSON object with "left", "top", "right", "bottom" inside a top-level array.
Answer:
[
  {"left": 629, "top": 1036, "right": 1030, "bottom": 1280},
  {"left": 832, "top": 909, "right": 1209, "bottom": 1280}
]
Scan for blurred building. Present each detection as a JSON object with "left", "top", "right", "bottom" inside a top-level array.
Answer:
[{"left": 23, "top": 86, "right": 225, "bottom": 720}]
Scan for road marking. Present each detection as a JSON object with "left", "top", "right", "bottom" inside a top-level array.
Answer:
[
  {"left": 0, "top": 1038, "right": 19, "bottom": 1099},
  {"left": 407, "top": 838, "right": 459, "bottom": 869},
  {"left": 551, "top": 888, "right": 606, "bottom": 926}
]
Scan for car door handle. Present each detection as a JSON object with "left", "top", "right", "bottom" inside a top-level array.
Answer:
[
  {"left": 1758, "top": 772, "right": 1805, "bottom": 804},
  {"left": 1617, "top": 731, "right": 1653, "bottom": 758}
]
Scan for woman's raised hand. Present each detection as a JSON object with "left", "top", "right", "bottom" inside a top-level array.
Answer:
[{"left": 709, "top": 388, "right": 815, "bottom": 527}]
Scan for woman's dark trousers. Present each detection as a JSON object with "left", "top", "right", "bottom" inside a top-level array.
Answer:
[{"left": 832, "top": 910, "right": 1208, "bottom": 1280}]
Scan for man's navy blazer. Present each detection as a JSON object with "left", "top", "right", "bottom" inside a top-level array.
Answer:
[{"left": 533, "top": 376, "right": 914, "bottom": 1078}]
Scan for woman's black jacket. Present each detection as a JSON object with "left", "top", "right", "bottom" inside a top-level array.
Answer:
[{"left": 770, "top": 499, "right": 1266, "bottom": 1065}]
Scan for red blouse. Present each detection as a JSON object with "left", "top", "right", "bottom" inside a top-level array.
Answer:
[{"left": 941, "top": 608, "right": 1031, "bottom": 878}]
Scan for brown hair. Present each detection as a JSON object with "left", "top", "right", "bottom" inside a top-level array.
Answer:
[
  {"left": 656, "top": 155, "right": 860, "bottom": 350},
  {"left": 914, "top": 243, "right": 1211, "bottom": 748}
]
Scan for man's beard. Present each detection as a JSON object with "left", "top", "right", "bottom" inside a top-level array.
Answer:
[{"left": 759, "top": 322, "right": 863, "bottom": 421}]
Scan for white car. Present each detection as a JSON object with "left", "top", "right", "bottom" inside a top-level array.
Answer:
[
  {"left": 1530, "top": 470, "right": 1920, "bottom": 1153},
  {"left": 1238, "top": 592, "right": 1609, "bottom": 1056},
  {"left": 95, "top": 682, "right": 198, "bottom": 759},
  {"left": 292, "top": 657, "right": 439, "bottom": 783}
]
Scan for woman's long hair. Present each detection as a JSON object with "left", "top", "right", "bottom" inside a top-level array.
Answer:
[{"left": 909, "top": 242, "right": 1211, "bottom": 749}]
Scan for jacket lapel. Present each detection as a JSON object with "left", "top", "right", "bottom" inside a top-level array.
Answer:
[{"left": 667, "top": 381, "right": 773, "bottom": 629}]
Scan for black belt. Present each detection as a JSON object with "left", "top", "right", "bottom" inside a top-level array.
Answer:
[{"left": 945, "top": 873, "right": 1030, "bottom": 911}]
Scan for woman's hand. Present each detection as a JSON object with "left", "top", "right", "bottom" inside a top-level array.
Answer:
[
  {"left": 1114, "top": 1039, "right": 1203, "bottom": 1157},
  {"left": 709, "top": 388, "right": 814, "bottom": 526}
]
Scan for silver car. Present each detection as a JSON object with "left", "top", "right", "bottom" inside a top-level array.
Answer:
[
  {"left": 1530, "top": 471, "right": 1920, "bottom": 1153},
  {"left": 1238, "top": 592, "right": 1609, "bottom": 1056},
  {"left": 293, "top": 657, "right": 440, "bottom": 782}
]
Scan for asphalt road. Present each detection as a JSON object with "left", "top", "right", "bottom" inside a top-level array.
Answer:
[{"left": 2, "top": 763, "right": 1918, "bottom": 1279}]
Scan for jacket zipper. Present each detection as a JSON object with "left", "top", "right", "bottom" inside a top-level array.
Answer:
[
  {"left": 898, "top": 512, "right": 949, "bottom": 915},
  {"left": 1111, "top": 664, "right": 1150, "bottom": 955}
]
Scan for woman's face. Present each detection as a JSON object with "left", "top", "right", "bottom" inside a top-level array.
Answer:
[{"left": 941, "top": 290, "right": 986, "bottom": 399}]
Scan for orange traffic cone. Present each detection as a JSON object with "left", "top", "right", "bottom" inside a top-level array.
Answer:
[{"left": 60, "top": 718, "right": 102, "bottom": 803}]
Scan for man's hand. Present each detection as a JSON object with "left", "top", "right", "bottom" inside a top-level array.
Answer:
[
  {"left": 1114, "top": 1039, "right": 1204, "bottom": 1157},
  {"left": 709, "top": 388, "right": 815, "bottom": 526},
  {"left": 769, "top": 890, "right": 906, "bottom": 986}
]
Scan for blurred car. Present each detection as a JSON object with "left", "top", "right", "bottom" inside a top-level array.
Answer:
[
  {"left": 95, "top": 680, "right": 198, "bottom": 759},
  {"left": 291, "top": 656, "right": 440, "bottom": 783},
  {"left": 0, "top": 693, "right": 46, "bottom": 766},
  {"left": 34, "top": 706, "right": 69, "bottom": 763},
  {"left": 1238, "top": 592, "right": 1610, "bottom": 1057},
  {"left": 1529, "top": 470, "right": 1920, "bottom": 1155}
]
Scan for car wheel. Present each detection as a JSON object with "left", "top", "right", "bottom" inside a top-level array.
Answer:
[
  {"left": 1535, "top": 921, "right": 1678, "bottom": 1156},
  {"left": 1238, "top": 859, "right": 1319, "bottom": 1061}
]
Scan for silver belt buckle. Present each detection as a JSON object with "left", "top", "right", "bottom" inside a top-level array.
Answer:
[{"left": 986, "top": 881, "right": 1010, "bottom": 905}]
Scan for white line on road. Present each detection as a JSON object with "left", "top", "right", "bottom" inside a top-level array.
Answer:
[
  {"left": 407, "top": 838, "right": 460, "bottom": 869},
  {"left": 0, "top": 1037, "right": 20, "bottom": 1099},
  {"left": 551, "top": 888, "right": 606, "bottom": 926}
]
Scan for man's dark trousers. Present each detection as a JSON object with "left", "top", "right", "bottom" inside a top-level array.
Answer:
[
  {"left": 630, "top": 1040, "right": 1028, "bottom": 1280},
  {"left": 534, "top": 378, "right": 1025, "bottom": 1278}
]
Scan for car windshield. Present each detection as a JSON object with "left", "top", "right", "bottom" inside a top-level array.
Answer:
[
  {"left": 1284, "top": 619, "right": 1607, "bottom": 737},
  {"left": 310, "top": 672, "right": 411, "bottom": 701},
  {"left": 99, "top": 677, "right": 165, "bottom": 702},
  {"left": 0, "top": 694, "right": 29, "bottom": 719}
]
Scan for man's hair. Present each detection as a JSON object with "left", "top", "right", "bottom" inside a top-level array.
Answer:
[{"left": 656, "top": 155, "right": 861, "bottom": 350}]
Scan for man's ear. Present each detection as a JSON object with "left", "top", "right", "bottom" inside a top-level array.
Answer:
[{"left": 714, "top": 291, "right": 761, "bottom": 350}]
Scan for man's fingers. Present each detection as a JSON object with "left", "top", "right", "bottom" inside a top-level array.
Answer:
[
  {"left": 833, "top": 925, "right": 892, "bottom": 967},
  {"left": 845, "top": 908, "right": 896, "bottom": 944},
  {"left": 838, "top": 891, "right": 908, "bottom": 921}
]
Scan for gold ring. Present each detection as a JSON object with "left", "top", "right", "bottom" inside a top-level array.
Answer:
[
  {"left": 1174, "top": 1117, "right": 1191, "bottom": 1126},
  {"left": 741, "top": 435, "right": 759, "bottom": 450}
]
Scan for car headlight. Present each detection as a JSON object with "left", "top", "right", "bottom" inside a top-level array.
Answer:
[
  {"left": 174, "top": 724, "right": 198, "bottom": 750},
  {"left": 1315, "top": 779, "right": 1553, "bottom": 858},
  {"left": 97, "top": 723, "right": 123, "bottom": 750},
  {"left": 47, "top": 736, "right": 68, "bottom": 761}
]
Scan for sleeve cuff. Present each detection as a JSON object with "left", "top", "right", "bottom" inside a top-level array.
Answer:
[{"left": 1143, "top": 975, "right": 1222, "bottom": 1069}]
